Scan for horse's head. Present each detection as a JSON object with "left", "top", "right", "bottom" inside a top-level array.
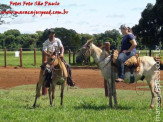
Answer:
[{"left": 76, "top": 39, "right": 93, "bottom": 64}]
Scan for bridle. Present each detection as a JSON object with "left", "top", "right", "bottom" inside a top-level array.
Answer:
[{"left": 78, "top": 45, "right": 92, "bottom": 62}]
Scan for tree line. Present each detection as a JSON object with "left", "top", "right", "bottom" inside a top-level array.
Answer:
[
  {"left": 0, "top": 28, "right": 122, "bottom": 51},
  {"left": 0, "top": 0, "right": 163, "bottom": 52}
]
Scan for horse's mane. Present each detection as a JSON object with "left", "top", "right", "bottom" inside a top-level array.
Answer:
[
  {"left": 52, "top": 57, "right": 68, "bottom": 78},
  {"left": 91, "top": 44, "right": 103, "bottom": 55}
]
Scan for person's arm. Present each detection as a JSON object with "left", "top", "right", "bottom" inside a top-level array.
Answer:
[
  {"left": 127, "top": 39, "right": 137, "bottom": 52},
  {"left": 42, "top": 40, "right": 52, "bottom": 57},
  {"left": 43, "top": 51, "right": 52, "bottom": 57},
  {"left": 60, "top": 46, "right": 64, "bottom": 58},
  {"left": 57, "top": 38, "right": 64, "bottom": 58}
]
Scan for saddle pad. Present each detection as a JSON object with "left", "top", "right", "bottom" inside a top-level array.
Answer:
[{"left": 112, "top": 50, "right": 139, "bottom": 67}]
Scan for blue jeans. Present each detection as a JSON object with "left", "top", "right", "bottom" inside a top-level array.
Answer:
[{"left": 117, "top": 52, "right": 135, "bottom": 79}]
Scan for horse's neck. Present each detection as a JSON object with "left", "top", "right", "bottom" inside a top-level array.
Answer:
[{"left": 91, "top": 44, "right": 105, "bottom": 64}]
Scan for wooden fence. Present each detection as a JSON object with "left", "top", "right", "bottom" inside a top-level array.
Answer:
[
  {"left": 1, "top": 48, "right": 162, "bottom": 68},
  {"left": 2, "top": 48, "right": 78, "bottom": 67}
]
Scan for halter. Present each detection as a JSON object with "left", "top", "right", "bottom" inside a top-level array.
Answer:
[{"left": 78, "top": 45, "right": 92, "bottom": 62}]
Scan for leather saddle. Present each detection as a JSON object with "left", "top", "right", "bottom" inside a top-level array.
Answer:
[{"left": 112, "top": 50, "right": 140, "bottom": 72}]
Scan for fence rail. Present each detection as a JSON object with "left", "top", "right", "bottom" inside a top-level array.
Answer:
[{"left": 0, "top": 48, "right": 162, "bottom": 68}]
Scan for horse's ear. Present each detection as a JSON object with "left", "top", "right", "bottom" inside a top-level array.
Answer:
[
  {"left": 87, "top": 38, "right": 93, "bottom": 43},
  {"left": 86, "top": 38, "right": 93, "bottom": 47}
]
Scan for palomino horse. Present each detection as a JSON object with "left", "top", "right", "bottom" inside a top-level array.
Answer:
[
  {"left": 33, "top": 56, "right": 68, "bottom": 107},
  {"left": 76, "top": 39, "right": 162, "bottom": 109}
]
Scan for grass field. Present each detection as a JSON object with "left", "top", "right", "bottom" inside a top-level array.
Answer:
[
  {"left": 0, "top": 85, "right": 162, "bottom": 122},
  {"left": 0, "top": 50, "right": 162, "bottom": 68}
]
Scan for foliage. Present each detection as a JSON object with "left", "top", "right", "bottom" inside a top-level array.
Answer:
[
  {"left": 132, "top": 1, "right": 163, "bottom": 53},
  {"left": 93, "top": 29, "right": 122, "bottom": 49},
  {"left": 0, "top": 28, "right": 122, "bottom": 51},
  {"left": 0, "top": 4, "right": 17, "bottom": 25}
]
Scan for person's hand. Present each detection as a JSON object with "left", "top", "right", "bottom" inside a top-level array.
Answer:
[
  {"left": 122, "top": 50, "right": 129, "bottom": 53},
  {"left": 47, "top": 53, "right": 52, "bottom": 57},
  {"left": 59, "top": 53, "right": 64, "bottom": 58}
]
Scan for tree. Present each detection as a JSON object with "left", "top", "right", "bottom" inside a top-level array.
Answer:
[
  {"left": 0, "top": 33, "right": 5, "bottom": 48},
  {"left": 5, "top": 35, "right": 15, "bottom": 48},
  {"left": 80, "top": 34, "right": 93, "bottom": 45},
  {"left": 132, "top": 3, "right": 163, "bottom": 55},
  {"left": 38, "top": 28, "right": 82, "bottom": 51},
  {"left": 4, "top": 29, "right": 20, "bottom": 37},
  {"left": 0, "top": 4, "right": 17, "bottom": 25},
  {"left": 93, "top": 29, "right": 121, "bottom": 49},
  {"left": 3, "top": 29, "right": 21, "bottom": 48}
]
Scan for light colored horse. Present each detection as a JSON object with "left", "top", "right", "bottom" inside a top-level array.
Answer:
[
  {"left": 76, "top": 40, "right": 162, "bottom": 109},
  {"left": 33, "top": 56, "right": 68, "bottom": 107}
]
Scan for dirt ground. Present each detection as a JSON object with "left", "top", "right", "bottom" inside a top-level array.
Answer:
[{"left": 0, "top": 67, "right": 162, "bottom": 91}]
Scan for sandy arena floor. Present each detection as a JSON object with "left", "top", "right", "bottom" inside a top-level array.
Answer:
[{"left": 0, "top": 67, "right": 162, "bottom": 91}]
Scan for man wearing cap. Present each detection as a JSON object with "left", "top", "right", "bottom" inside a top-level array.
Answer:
[
  {"left": 42, "top": 29, "right": 64, "bottom": 64},
  {"left": 116, "top": 24, "right": 137, "bottom": 82},
  {"left": 41, "top": 29, "right": 74, "bottom": 87}
]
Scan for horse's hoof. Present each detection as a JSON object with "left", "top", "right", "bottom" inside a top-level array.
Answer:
[
  {"left": 33, "top": 104, "right": 36, "bottom": 108},
  {"left": 150, "top": 105, "right": 154, "bottom": 109},
  {"left": 114, "top": 105, "right": 118, "bottom": 109}
]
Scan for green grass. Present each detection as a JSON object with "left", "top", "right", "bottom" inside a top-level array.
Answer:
[
  {"left": 0, "top": 50, "right": 162, "bottom": 67},
  {"left": 0, "top": 85, "right": 162, "bottom": 122}
]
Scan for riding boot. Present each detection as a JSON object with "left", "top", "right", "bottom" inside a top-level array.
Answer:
[{"left": 40, "top": 63, "right": 47, "bottom": 70}]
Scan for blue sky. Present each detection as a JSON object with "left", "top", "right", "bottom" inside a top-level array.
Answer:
[{"left": 0, "top": 0, "right": 156, "bottom": 34}]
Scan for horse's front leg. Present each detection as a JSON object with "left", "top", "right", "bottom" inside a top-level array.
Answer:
[
  {"left": 51, "top": 83, "right": 56, "bottom": 106},
  {"left": 108, "top": 79, "right": 112, "bottom": 108},
  {"left": 112, "top": 72, "right": 118, "bottom": 109},
  {"left": 33, "top": 83, "right": 39, "bottom": 108},
  {"left": 112, "top": 76, "right": 118, "bottom": 109},
  {"left": 48, "top": 85, "right": 53, "bottom": 106},
  {"left": 33, "top": 70, "right": 45, "bottom": 108},
  {"left": 60, "top": 84, "right": 65, "bottom": 105}
]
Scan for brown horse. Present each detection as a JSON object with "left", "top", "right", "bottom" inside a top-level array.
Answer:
[{"left": 33, "top": 56, "right": 68, "bottom": 107}]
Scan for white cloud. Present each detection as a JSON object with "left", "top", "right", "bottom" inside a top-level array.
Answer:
[
  {"left": 0, "top": 0, "right": 156, "bottom": 34},
  {"left": 106, "top": 14, "right": 125, "bottom": 18}
]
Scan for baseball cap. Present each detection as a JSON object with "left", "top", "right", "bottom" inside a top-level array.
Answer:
[
  {"left": 48, "top": 29, "right": 55, "bottom": 34},
  {"left": 119, "top": 24, "right": 129, "bottom": 29}
]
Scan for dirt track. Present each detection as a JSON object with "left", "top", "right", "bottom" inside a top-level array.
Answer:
[{"left": 0, "top": 67, "right": 162, "bottom": 91}]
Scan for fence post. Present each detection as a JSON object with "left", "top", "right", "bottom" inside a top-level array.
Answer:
[
  {"left": 4, "top": 48, "right": 7, "bottom": 67},
  {"left": 20, "top": 48, "right": 23, "bottom": 67},
  {"left": 146, "top": 50, "right": 148, "bottom": 56},
  {"left": 69, "top": 49, "right": 71, "bottom": 64},
  {"left": 152, "top": 50, "right": 154, "bottom": 57},
  {"left": 138, "top": 50, "right": 140, "bottom": 57},
  {"left": 34, "top": 48, "right": 36, "bottom": 66},
  {"left": 73, "top": 51, "right": 75, "bottom": 64},
  {"left": 89, "top": 56, "right": 91, "bottom": 64}
]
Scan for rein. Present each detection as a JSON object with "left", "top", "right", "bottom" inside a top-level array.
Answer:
[{"left": 102, "top": 54, "right": 113, "bottom": 68}]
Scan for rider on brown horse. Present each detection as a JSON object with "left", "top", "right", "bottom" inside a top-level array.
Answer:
[{"left": 41, "top": 29, "right": 75, "bottom": 87}]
